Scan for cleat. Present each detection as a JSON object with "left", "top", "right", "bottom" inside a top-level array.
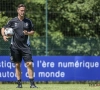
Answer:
[
  {"left": 16, "top": 84, "right": 22, "bottom": 88},
  {"left": 30, "top": 85, "right": 38, "bottom": 88},
  {"left": 16, "top": 82, "right": 22, "bottom": 88}
]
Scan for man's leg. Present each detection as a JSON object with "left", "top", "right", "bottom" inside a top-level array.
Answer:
[
  {"left": 26, "top": 62, "right": 38, "bottom": 88},
  {"left": 15, "top": 63, "right": 22, "bottom": 88},
  {"left": 10, "top": 45, "right": 23, "bottom": 88}
]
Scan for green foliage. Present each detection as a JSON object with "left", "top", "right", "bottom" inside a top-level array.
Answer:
[
  {"left": 0, "top": 0, "right": 100, "bottom": 55},
  {"left": 0, "top": 13, "right": 10, "bottom": 28},
  {"left": 0, "top": 12, "right": 11, "bottom": 55},
  {"left": 27, "top": 0, "right": 45, "bottom": 4},
  {"left": 46, "top": 0, "right": 100, "bottom": 55},
  {"left": 48, "top": 31, "right": 64, "bottom": 55},
  {"left": 30, "top": 32, "right": 45, "bottom": 55}
]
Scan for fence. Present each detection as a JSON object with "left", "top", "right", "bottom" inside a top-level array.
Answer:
[{"left": 0, "top": 0, "right": 100, "bottom": 56}]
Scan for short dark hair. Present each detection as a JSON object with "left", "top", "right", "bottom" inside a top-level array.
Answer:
[{"left": 17, "top": 4, "right": 26, "bottom": 9}]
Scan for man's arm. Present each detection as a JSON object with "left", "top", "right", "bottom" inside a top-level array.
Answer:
[
  {"left": 1, "top": 27, "right": 5, "bottom": 36},
  {"left": 23, "top": 30, "right": 34, "bottom": 36},
  {"left": 23, "top": 19, "right": 35, "bottom": 35},
  {"left": 1, "top": 19, "right": 12, "bottom": 41},
  {"left": 1, "top": 27, "right": 8, "bottom": 41}
]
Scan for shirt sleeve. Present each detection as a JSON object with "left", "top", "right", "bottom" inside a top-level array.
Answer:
[
  {"left": 4, "top": 20, "right": 12, "bottom": 29},
  {"left": 29, "top": 20, "right": 34, "bottom": 31}
]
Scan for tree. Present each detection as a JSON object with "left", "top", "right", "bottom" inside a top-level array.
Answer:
[
  {"left": 46, "top": 0, "right": 100, "bottom": 55},
  {"left": 0, "top": 0, "right": 100, "bottom": 55}
]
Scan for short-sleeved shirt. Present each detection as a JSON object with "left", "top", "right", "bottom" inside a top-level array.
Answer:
[{"left": 4, "top": 17, "right": 34, "bottom": 49}]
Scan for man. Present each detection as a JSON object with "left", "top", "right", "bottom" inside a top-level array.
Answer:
[{"left": 1, "top": 4, "right": 37, "bottom": 88}]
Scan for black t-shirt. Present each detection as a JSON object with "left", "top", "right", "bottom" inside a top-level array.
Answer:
[{"left": 4, "top": 17, "right": 34, "bottom": 49}]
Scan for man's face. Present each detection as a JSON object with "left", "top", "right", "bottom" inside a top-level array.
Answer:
[{"left": 17, "top": 7, "right": 26, "bottom": 17}]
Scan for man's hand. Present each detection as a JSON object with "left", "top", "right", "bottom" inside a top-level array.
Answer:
[
  {"left": 23, "top": 30, "right": 34, "bottom": 36},
  {"left": 3, "top": 35, "right": 8, "bottom": 41},
  {"left": 23, "top": 30, "right": 28, "bottom": 35}
]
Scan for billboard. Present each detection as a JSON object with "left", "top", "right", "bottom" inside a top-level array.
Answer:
[{"left": 0, "top": 56, "right": 100, "bottom": 81}]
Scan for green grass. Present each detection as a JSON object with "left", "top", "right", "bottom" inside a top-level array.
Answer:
[{"left": 0, "top": 84, "right": 100, "bottom": 90}]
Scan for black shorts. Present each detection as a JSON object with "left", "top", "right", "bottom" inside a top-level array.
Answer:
[{"left": 10, "top": 45, "right": 33, "bottom": 63}]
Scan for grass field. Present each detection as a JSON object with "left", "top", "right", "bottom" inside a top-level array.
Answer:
[{"left": 0, "top": 84, "right": 100, "bottom": 90}]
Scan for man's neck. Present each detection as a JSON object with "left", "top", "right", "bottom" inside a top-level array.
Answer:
[{"left": 18, "top": 16, "right": 24, "bottom": 21}]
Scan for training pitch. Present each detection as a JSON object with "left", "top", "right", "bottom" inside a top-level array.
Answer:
[{"left": 0, "top": 83, "right": 100, "bottom": 90}]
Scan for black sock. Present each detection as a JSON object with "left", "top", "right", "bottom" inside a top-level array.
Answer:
[
  {"left": 29, "top": 78, "right": 35, "bottom": 85},
  {"left": 17, "top": 79, "right": 22, "bottom": 84}
]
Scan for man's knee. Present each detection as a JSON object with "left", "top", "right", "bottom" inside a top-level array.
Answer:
[
  {"left": 26, "top": 62, "right": 32, "bottom": 67},
  {"left": 15, "top": 63, "right": 20, "bottom": 68}
]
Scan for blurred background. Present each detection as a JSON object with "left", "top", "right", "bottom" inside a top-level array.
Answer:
[
  {"left": 0, "top": 0, "right": 100, "bottom": 87},
  {"left": 0, "top": 0, "right": 100, "bottom": 56}
]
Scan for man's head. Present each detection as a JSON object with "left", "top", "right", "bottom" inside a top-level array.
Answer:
[{"left": 17, "top": 4, "right": 26, "bottom": 17}]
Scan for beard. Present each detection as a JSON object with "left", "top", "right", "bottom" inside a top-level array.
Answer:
[{"left": 18, "top": 13, "right": 25, "bottom": 17}]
